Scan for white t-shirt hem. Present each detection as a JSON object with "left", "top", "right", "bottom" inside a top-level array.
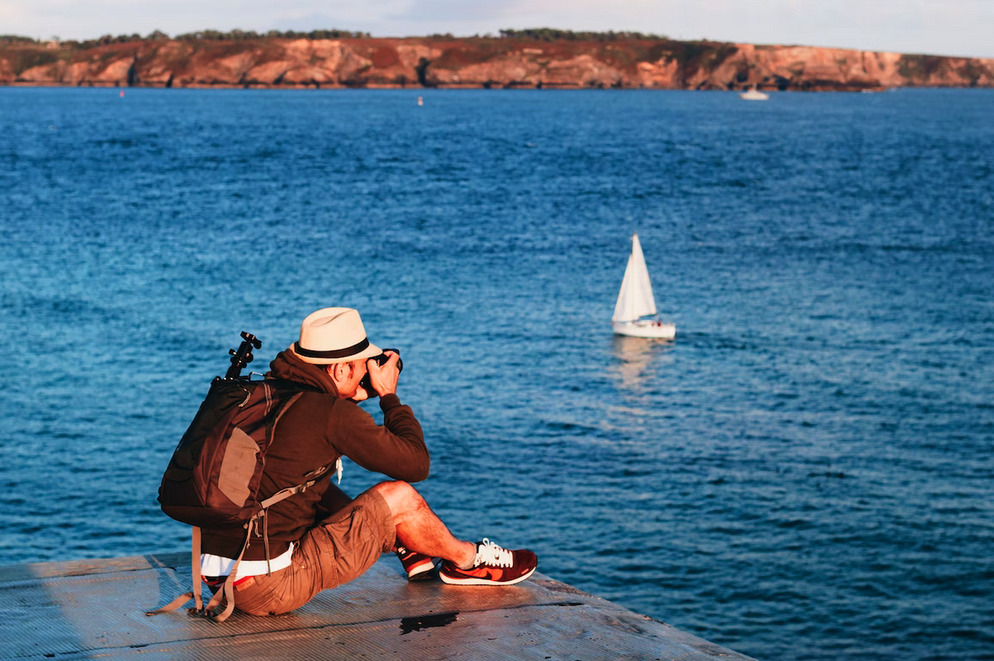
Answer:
[{"left": 200, "top": 542, "right": 295, "bottom": 580}]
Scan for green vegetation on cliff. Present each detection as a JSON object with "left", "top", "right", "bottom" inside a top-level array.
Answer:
[
  {"left": 497, "top": 28, "right": 668, "bottom": 42},
  {"left": 3, "top": 28, "right": 676, "bottom": 51},
  {"left": 5, "top": 28, "right": 373, "bottom": 52}
]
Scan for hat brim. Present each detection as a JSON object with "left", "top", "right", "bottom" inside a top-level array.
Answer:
[{"left": 290, "top": 340, "right": 382, "bottom": 365}]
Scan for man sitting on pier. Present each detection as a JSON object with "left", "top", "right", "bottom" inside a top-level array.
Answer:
[{"left": 200, "top": 307, "right": 538, "bottom": 616}]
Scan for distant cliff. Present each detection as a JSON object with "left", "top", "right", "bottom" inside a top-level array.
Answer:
[{"left": 2, "top": 34, "right": 993, "bottom": 91}]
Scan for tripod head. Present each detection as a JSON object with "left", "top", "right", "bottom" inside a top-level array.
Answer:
[{"left": 225, "top": 331, "right": 262, "bottom": 379}]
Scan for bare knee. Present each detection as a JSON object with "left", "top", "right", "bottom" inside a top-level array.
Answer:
[{"left": 372, "top": 481, "right": 425, "bottom": 517}]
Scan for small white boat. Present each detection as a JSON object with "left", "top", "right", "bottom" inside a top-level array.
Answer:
[
  {"left": 739, "top": 88, "right": 769, "bottom": 101},
  {"left": 612, "top": 232, "right": 676, "bottom": 340}
]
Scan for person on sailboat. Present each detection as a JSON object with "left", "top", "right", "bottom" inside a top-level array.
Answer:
[{"left": 197, "top": 307, "right": 538, "bottom": 617}]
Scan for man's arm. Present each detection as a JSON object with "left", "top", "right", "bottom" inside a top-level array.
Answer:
[{"left": 329, "top": 396, "right": 429, "bottom": 483}]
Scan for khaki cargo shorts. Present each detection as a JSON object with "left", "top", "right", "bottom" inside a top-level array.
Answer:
[{"left": 232, "top": 487, "right": 396, "bottom": 616}]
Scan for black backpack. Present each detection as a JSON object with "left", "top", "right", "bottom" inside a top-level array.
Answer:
[{"left": 147, "top": 332, "right": 331, "bottom": 622}]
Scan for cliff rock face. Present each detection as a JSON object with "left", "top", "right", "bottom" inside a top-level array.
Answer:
[{"left": 2, "top": 36, "right": 992, "bottom": 91}]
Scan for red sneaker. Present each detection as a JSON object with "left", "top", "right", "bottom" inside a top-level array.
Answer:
[
  {"left": 439, "top": 538, "right": 538, "bottom": 586},
  {"left": 396, "top": 545, "right": 436, "bottom": 581}
]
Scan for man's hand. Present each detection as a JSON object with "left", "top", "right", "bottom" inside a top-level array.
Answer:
[{"left": 366, "top": 351, "right": 400, "bottom": 396}]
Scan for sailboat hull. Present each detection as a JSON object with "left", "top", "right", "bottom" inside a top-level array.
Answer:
[{"left": 612, "top": 320, "right": 676, "bottom": 340}]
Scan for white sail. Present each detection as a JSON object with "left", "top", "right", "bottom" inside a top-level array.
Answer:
[{"left": 612, "top": 232, "right": 658, "bottom": 323}]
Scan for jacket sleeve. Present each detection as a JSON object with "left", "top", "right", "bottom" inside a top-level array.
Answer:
[{"left": 327, "top": 394, "right": 429, "bottom": 482}]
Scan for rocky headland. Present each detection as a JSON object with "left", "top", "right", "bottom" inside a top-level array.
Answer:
[{"left": 2, "top": 32, "right": 993, "bottom": 91}]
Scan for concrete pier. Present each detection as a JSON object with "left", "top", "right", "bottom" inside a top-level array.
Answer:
[{"left": 0, "top": 551, "right": 754, "bottom": 659}]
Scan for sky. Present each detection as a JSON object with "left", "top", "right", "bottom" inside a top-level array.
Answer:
[{"left": 2, "top": 0, "right": 993, "bottom": 59}]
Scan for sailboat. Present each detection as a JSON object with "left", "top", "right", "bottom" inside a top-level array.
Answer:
[{"left": 612, "top": 232, "right": 676, "bottom": 339}]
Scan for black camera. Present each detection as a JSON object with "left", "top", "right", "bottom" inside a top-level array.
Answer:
[{"left": 359, "top": 348, "right": 403, "bottom": 397}]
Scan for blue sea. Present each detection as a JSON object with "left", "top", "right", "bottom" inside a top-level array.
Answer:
[{"left": 1, "top": 86, "right": 992, "bottom": 660}]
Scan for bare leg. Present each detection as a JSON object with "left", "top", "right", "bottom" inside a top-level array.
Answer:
[{"left": 372, "top": 481, "right": 476, "bottom": 569}]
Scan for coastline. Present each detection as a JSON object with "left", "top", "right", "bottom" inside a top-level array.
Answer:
[{"left": 3, "top": 35, "right": 993, "bottom": 92}]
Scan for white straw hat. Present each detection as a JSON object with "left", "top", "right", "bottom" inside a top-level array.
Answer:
[{"left": 290, "top": 308, "right": 382, "bottom": 365}]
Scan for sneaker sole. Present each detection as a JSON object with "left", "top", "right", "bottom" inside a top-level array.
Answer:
[
  {"left": 438, "top": 565, "right": 536, "bottom": 586},
  {"left": 405, "top": 559, "right": 437, "bottom": 581},
  {"left": 407, "top": 566, "right": 436, "bottom": 581}
]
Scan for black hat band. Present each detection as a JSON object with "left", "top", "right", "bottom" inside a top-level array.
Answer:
[{"left": 294, "top": 337, "right": 370, "bottom": 359}]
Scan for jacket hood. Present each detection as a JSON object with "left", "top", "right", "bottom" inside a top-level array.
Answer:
[{"left": 269, "top": 349, "right": 339, "bottom": 396}]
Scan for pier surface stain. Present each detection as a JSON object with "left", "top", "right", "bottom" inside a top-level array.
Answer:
[{"left": 400, "top": 611, "right": 458, "bottom": 634}]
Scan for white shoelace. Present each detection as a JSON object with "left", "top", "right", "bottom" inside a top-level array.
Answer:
[{"left": 474, "top": 538, "right": 513, "bottom": 568}]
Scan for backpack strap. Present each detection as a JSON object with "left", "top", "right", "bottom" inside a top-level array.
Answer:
[
  {"left": 258, "top": 466, "right": 332, "bottom": 509},
  {"left": 200, "top": 519, "right": 257, "bottom": 622},
  {"left": 144, "top": 526, "right": 205, "bottom": 617},
  {"left": 191, "top": 526, "right": 204, "bottom": 610}
]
